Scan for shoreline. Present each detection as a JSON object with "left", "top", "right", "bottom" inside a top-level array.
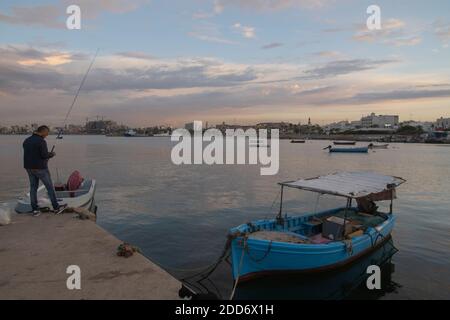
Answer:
[{"left": 0, "top": 133, "right": 449, "bottom": 145}]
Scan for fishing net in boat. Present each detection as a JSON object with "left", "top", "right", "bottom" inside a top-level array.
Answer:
[
  {"left": 333, "top": 210, "right": 386, "bottom": 229},
  {"left": 248, "top": 231, "right": 308, "bottom": 244}
]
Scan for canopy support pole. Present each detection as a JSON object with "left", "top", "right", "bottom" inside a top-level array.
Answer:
[
  {"left": 389, "top": 189, "right": 394, "bottom": 214},
  {"left": 342, "top": 198, "right": 352, "bottom": 239},
  {"left": 277, "top": 185, "right": 284, "bottom": 226}
]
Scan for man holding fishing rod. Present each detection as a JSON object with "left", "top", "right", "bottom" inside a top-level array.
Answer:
[
  {"left": 23, "top": 125, "right": 67, "bottom": 216},
  {"left": 21, "top": 50, "right": 98, "bottom": 217}
]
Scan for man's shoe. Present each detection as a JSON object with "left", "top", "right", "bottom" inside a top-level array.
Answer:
[
  {"left": 54, "top": 204, "right": 68, "bottom": 215},
  {"left": 32, "top": 210, "right": 41, "bottom": 217}
]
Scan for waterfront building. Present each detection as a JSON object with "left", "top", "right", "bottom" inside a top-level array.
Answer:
[
  {"left": 436, "top": 117, "right": 450, "bottom": 130},
  {"left": 401, "top": 121, "right": 434, "bottom": 132},
  {"left": 360, "top": 113, "right": 399, "bottom": 128},
  {"left": 85, "top": 119, "right": 118, "bottom": 134},
  {"left": 323, "top": 121, "right": 350, "bottom": 133}
]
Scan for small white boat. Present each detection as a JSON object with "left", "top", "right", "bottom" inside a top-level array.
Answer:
[{"left": 15, "top": 175, "right": 96, "bottom": 214}]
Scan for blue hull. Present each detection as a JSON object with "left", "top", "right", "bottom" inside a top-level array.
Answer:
[
  {"left": 330, "top": 147, "right": 369, "bottom": 153},
  {"left": 230, "top": 209, "right": 395, "bottom": 281}
]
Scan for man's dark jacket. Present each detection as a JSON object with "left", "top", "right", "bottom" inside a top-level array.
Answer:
[{"left": 23, "top": 134, "right": 53, "bottom": 169}]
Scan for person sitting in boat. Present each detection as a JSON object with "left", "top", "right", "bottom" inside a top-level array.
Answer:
[
  {"left": 23, "top": 125, "right": 67, "bottom": 216},
  {"left": 356, "top": 196, "right": 378, "bottom": 214}
]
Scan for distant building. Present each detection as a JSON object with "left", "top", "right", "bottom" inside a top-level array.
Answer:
[
  {"left": 436, "top": 117, "right": 450, "bottom": 130},
  {"left": 323, "top": 121, "right": 350, "bottom": 132},
  {"left": 401, "top": 120, "right": 434, "bottom": 132},
  {"left": 350, "top": 120, "right": 362, "bottom": 128},
  {"left": 215, "top": 122, "right": 254, "bottom": 133},
  {"left": 85, "top": 120, "right": 118, "bottom": 134},
  {"left": 361, "top": 113, "right": 399, "bottom": 128},
  {"left": 256, "top": 122, "right": 290, "bottom": 133},
  {"left": 67, "top": 124, "right": 85, "bottom": 134},
  {"left": 185, "top": 122, "right": 204, "bottom": 132}
]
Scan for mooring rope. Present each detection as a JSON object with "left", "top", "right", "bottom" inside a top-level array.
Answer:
[{"left": 229, "top": 241, "right": 246, "bottom": 300}]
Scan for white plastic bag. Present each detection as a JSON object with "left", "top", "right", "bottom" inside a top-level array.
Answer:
[{"left": 0, "top": 205, "right": 12, "bottom": 226}]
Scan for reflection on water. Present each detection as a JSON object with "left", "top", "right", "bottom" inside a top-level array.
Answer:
[
  {"left": 233, "top": 238, "right": 400, "bottom": 300},
  {"left": 1, "top": 135, "right": 449, "bottom": 299}
]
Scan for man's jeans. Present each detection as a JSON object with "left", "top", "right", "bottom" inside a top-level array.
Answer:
[{"left": 26, "top": 169, "right": 59, "bottom": 211}]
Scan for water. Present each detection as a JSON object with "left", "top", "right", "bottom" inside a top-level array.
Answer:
[{"left": 0, "top": 135, "right": 449, "bottom": 299}]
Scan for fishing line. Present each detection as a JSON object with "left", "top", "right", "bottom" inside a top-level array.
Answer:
[
  {"left": 50, "top": 49, "right": 99, "bottom": 182},
  {"left": 51, "top": 48, "right": 99, "bottom": 152}
]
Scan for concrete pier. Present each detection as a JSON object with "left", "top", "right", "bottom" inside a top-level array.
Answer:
[{"left": 0, "top": 213, "right": 182, "bottom": 299}]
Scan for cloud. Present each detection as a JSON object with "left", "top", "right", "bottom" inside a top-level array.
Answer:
[
  {"left": 433, "top": 20, "right": 450, "bottom": 45},
  {"left": 116, "top": 51, "right": 155, "bottom": 60},
  {"left": 189, "top": 22, "right": 237, "bottom": 44},
  {"left": 18, "top": 54, "right": 73, "bottom": 66},
  {"left": 385, "top": 36, "right": 422, "bottom": 47},
  {"left": 322, "top": 26, "right": 349, "bottom": 33},
  {"left": 233, "top": 23, "right": 256, "bottom": 38},
  {"left": 353, "top": 18, "right": 422, "bottom": 47},
  {"left": 93, "top": 83, "right": 338, "bottom": 125},
  {"left": 216, "top": 0, "right": 334, "bottom": 11},
  {"left": 0, "top": 48, "right": 258, "bottom": 94},
  {"left": 0, "top": 45, "right": 87, "bottom": 66},
  {"left": 0, "top": 0, "right": 149, "bottom": 28},
  {"left": 193, "top": 0, "right": 225, "bottom": 19},
  {"left": 1, "top": 44, "right": 447, "bottom": 126},
  {"left": 300, "top": 59, "right": 397, "bottom": 80},
  {"left": 261, "top": 42, "right": 283, "bottom": 49},
  {"left": 314, "top": 51, "right": 342, "bottom": 58},
  {"left": 65, "top": 0, "right": 150, "bottom": 16},
  {"left": 0, "top": 5, "right": 63, "bottom": 29},
  {"left": 348, "top": 88, "right": 450, "bottom": 104},
  {"left": 83, "top": 64, "right": 257, "bottom": 91}
]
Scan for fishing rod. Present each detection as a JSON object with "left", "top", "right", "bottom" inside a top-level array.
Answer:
[{"left": 51, "top": 48, "right": 99, "bottom": 153}]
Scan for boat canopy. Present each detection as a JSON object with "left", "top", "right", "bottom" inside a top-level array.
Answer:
[{"left": 279, "top": 172, "right": 406, "bottom": 199}]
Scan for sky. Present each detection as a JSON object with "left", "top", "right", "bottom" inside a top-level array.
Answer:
[{"left": 0, "top": 0, "right": 449, "bottom": 127}]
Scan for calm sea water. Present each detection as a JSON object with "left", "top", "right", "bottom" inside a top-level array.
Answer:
[{"left": 0, "top": 135, "right": 449, "bottom": 299}]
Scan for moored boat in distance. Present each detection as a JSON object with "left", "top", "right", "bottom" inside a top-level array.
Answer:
[
  {"left": 123, "top": 129, "right": 147, "bottom": 137},
  {"left": 334, "top": 141, "right": 356, "bottom": 146},
  {"left": 228, "top": 172, "right": 406, "bottom": 282},
  {"left": 324, "top": 145, "right": 369, "bottom": 153},
  {"left": 368, "top": 143, "right": 389, "bottom": 149},
  {"left": 153, "top": 132, "right": 171, "bottom": 137},
  {"left": 291, "top": 140, "right": 306, "bottom": 144}
]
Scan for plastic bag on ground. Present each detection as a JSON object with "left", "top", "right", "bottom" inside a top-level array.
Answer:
[{"left": 0, "top": 205, "right": 12, "bottom": 226}]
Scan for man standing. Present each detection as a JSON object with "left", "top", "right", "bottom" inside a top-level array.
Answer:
[{"left": 23, "top": 125, "right": 66, "bottom": 216}]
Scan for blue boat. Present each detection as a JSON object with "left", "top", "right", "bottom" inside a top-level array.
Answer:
[
  {"left": 324, "top": 145, "right": 369, "bottom": 153},
  {"left": 232, "top": 238, "right": 398, "bottom": 300},
  {"left": 229, "top": 172, "right": 405, "bottom": 282}
]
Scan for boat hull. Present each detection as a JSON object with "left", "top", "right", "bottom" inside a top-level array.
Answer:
[
  {"left": 330, "top": 147, "right": 368, "bottom": 153},
  {"left": 230, "top": 214, "right": 395, "bottom": 281},
  {"left": 333, "top": 141, "right": 356, "bottom": 145},
  {"left": 15, "top": 179, "right": 96, "bottom": 213}
]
